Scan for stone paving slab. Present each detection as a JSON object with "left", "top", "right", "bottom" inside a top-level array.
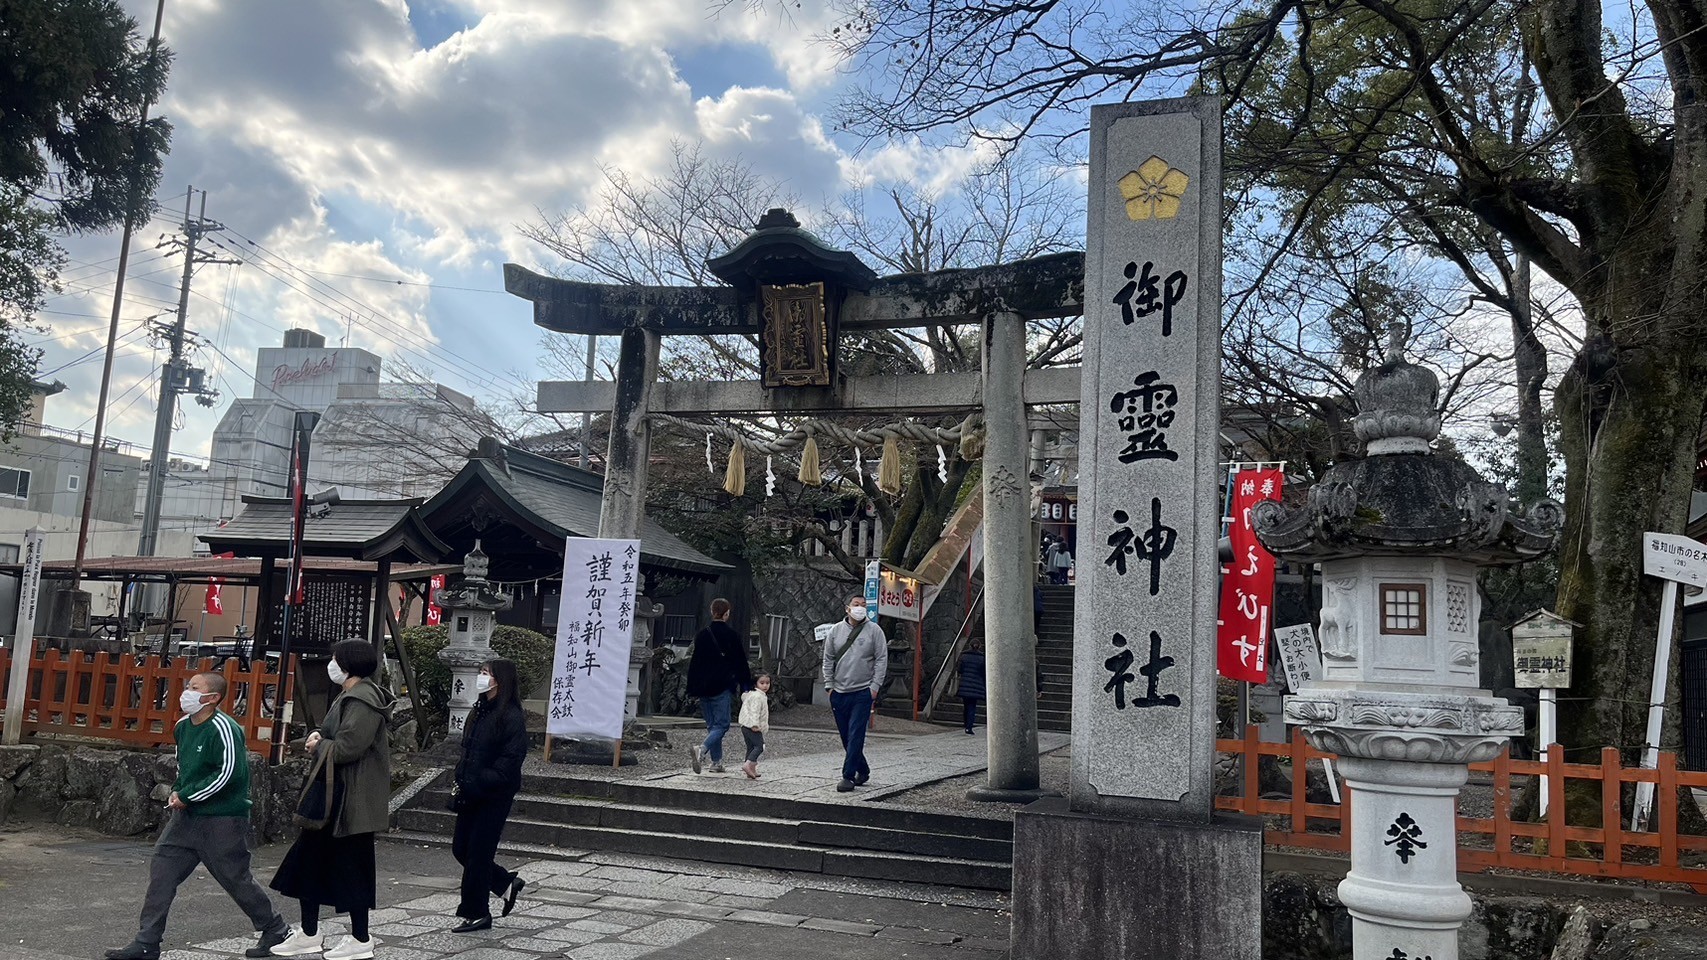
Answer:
[
  {"left": 170, "top": 843, "right": 1013, "bottom": 960},
  {"left": 534, "top": 728, "right": 1067, "bottom": 805}
]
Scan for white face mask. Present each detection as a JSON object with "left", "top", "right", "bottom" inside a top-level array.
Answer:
[
  {"left": 179, "top": 689, "right": 208, "bottom": 714},
  {"left": 847, "top": 606, "right": 868, "bottom": 622},
  {"left": 475, "top": 674, "right": 493, "bottom": 694},
  {"left": 327, "top": 659, "right": 348, "bottom": 685}
]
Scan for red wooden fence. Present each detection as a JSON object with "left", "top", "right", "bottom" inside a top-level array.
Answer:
[
  {"left": 1216, "top": 725, "right": 1707, "bottom": 894},
  {"left": 0, "top": 649, "right": 295, "bottom": 752}
]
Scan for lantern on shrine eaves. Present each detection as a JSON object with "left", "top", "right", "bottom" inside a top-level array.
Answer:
[{"left": 706, "top": 208, "right": 878, "bottom": 389}]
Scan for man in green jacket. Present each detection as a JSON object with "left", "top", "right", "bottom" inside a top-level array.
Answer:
[{"left": 105, "top": 673, "right": 291, "bottom": 960}]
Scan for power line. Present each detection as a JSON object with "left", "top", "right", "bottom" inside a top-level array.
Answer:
[
  {"left": 210, "top": 230, "right": 513, "bottom": 391},
  {"left": 288, "top": 268, "right": 508, "bottom": 295}
]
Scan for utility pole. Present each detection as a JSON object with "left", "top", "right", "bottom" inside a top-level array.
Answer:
[
  {"left": 72, "top": 0, "right": 166, "bottom": 595},
  {"left": 136, "top": 187, "right": 229, "bottom": 557}
]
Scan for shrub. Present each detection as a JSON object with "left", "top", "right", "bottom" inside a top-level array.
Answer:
[{"left": 399, "top": 624, "right": 555, "bottom": 736}]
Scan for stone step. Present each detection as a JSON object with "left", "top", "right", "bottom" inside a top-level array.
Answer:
[
  {"left": 393, "top": 804, "right": 1012, "bottom": 890},
  {"left": 508, "top": 774, "right": 1013, "bottom": 841}
]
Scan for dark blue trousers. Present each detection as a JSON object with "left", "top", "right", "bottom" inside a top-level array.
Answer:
[{"left": 829, "top": 688, "right": 873, "bottom": 783}]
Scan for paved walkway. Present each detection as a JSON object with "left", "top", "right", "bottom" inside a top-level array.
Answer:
[
  {"left": 538, "top": 728, "right": 1070, "bottom": 804},
  {"left": 177, "top": 851, "right": 1009, "bottom": 960}
]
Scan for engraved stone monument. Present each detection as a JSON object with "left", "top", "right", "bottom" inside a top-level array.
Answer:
[{"left": 1011, "top": 96, "right": 1263, "bottom": 960}]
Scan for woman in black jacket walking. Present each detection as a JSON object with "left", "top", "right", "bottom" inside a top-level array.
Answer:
[{"left": 449, "top": 658, "right": 529, "bottom": 932}]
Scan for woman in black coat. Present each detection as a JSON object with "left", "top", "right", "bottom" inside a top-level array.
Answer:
[{"left": 449, "top": 658, "right": 529, "bottom": 932}]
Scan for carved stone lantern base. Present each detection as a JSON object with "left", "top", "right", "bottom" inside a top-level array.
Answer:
[{"left": 1289, "top": 688, "right": 1522, "bottom": 960}]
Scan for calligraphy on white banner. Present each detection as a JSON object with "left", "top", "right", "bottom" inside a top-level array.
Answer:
[{"left": 547, "top": 537, "right": 640, "bottom": 740}]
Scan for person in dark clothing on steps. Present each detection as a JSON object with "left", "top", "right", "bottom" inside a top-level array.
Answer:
[
  {"left": 957, "top": 639, "right": 987, "bottom": 734},
  {"left": 448, "top": 658, "right": 530, "bottom": 932},
  {"left": 685, "top": 597, "right": 754, "bottom": 774},
  {"left": 105, "top": 673, "right": 291, "bottom": 960}
]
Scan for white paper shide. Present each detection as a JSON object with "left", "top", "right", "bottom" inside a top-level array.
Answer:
[{"left": 547, "top": 537, "right": 641, "bottom": 740}]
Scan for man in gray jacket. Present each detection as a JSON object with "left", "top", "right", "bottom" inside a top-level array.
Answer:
[{"left": 822, "top": 594, "right": 888, "bottom": 792}]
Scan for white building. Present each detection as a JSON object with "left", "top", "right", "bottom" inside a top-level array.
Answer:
[
  {"left": 0, "top": 382, "right": 197, "bottom": 630},
  {"left": 138, "top": 328, "right": 488, "bottom": 539}
]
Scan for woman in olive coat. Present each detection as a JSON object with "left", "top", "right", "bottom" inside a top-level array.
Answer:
[
  {"left": 449, "top": 658, "right": 529, "bottom": 932},
  {"left": 269, "top": 639, "right": 393, "bottom": 960}
]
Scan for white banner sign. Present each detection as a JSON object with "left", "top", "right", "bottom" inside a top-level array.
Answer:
[
  {"left": 1643, "top": 531, "right": 1707, "bottom": 588},
  {"left": 17, "top": 530, "right": 43, "bottom": 627},
  {"left": 547, "top": 537, "right": 640, "bottom": 741},
  {"left": 1272, "top": 624, "right": 1321, "bottom": 693},
  {"left": 878, "top": 569, "right": 922, "bottom": 622}
]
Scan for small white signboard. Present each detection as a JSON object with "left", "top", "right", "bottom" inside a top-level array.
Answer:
[
  {"left": 813, "top": 622, "right": 835, "bottom": 647},
  {"left": 1272, "top": 624, "right": 1321, "bottom": 693},
  {"left": 1642, "top": 532, "right": 1707, "bottom": 588},
  {"left": 546, "top": 537, "right": 641, "bottom": 741},
  {"left": 1511, "top": 610, "right": 1575, "bottom": 689},
  {"left": 878, "top": 568, "right": 922, "bottom": 622}
]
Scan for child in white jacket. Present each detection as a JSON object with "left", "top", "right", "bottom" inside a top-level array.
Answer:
[{"left": 737, "top": 674, "right": 772, "bottom": 779}]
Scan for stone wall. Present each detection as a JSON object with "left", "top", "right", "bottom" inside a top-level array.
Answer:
[
  {"left": 1263, "top": 871, "right": 1707, "bottom": 960},
  {"left": 0, "top": 742, "right": 311, "bottom": 843}
]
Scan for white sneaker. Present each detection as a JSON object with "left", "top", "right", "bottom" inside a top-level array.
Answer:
[
  {"left": 690, "top": 745, "right": 703, "bottom": 774},
  {"left": 268, "top": 929, "right": 323, "bottom": 957},
  {"left": 324, "top": 938, "right": 374, "bottom": 960}
]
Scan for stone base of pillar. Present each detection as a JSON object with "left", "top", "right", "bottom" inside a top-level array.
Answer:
[
  {"left": 964, "top": 785, "right": 1062, "bottom": 804},
  {"left": 1012, "top": 797, "right": 1263, "bottom": 960}
]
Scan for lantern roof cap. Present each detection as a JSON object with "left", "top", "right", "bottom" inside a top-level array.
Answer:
[
  {"left": 706, "top": 208, "right": 878, "bottom": 294},
  {"left": 1253, "top": 333, "right": 1563, "bottom": 565}
]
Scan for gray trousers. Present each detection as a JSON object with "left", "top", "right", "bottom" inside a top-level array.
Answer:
[{"left": 137, "top": 811, "right": 286, "bottom": 947}]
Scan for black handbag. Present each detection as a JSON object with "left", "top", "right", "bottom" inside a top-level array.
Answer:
[
  {"left": 293, "top": 748, "right": 337, "bottom": 830},
  {"left": 446, "top": 783, "right": 468, "bottom": 812}
]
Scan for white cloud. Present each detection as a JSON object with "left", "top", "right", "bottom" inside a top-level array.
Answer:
[{"left": 35, "top": 0, "right": 1025, "bottom": 465}]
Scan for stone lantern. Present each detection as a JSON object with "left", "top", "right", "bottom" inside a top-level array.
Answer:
[
  {"left": 1253, "top": 340, "right": 1563, "bottom": 960},
  {"left": 435, "top": 541, "right": 514, "bottom": 737}
]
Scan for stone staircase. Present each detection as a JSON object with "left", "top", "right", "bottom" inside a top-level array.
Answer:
[
  {"left": 1034, "top": 584, "right": 1075, "bottom": 733},
  {"left": 391, "top": 768, "right": 1015, "bottom": 890},
  {"left": 926, "top": 583, "right": 1076, "bottom": 733}
]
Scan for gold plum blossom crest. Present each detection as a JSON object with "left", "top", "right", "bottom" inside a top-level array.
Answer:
[{"left": 1118, "top": 156, "right": 1190, "bottom": 221}]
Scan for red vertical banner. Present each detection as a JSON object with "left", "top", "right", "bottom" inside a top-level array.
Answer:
[
  {"left": 1217, "top": 468, "right": 1284, "bottom": 683},
  {"left": 425, "top": 574, "right": 445, "bottom": 626},
  {"left": 285, "top": 436, "right": 308, "bottom": 605},
  {"left": 204, "top": 551, "right": 235, "bottom": 615}
]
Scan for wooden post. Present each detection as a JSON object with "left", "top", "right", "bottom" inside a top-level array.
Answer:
[
  {"left": 911, "top": 620, "right": 922, "bottom": 722},
  {"left": 1538, "top": 686, "right": 1557, "bottom": 815},
  {"left": 370, "top": 559, "right": 392, "bottom": 649},
  {"left": 382, "top": 605, "right": 428, "bottom": 749}
]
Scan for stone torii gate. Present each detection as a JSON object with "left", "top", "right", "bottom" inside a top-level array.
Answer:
[{"left": 504, "top": 209, "right": 1080, "bottom": 798}]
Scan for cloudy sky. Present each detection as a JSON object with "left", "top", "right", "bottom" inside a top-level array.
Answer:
[{"left": 35, "top": 0, "right": 1000, "bottom": 461}]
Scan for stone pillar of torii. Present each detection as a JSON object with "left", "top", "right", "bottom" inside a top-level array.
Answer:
[{"left": 503, "top": 212, "right": 1082, "bottom": 800}]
